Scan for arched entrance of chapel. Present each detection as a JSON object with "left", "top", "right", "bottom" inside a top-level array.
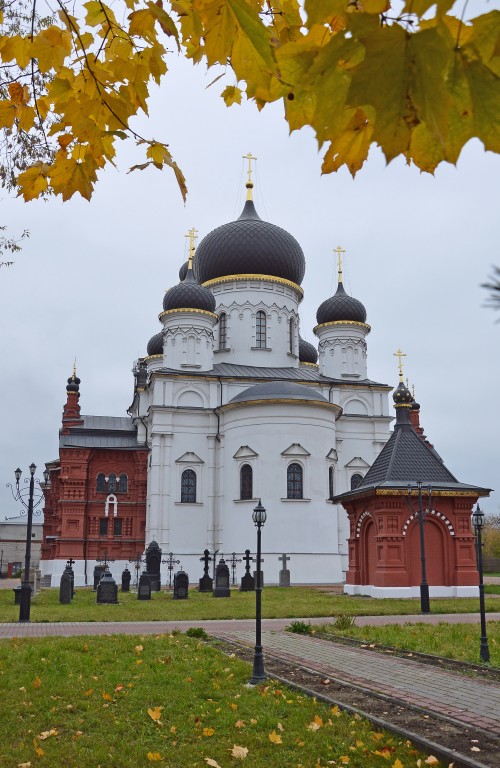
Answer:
[
  {"left": 408, "top": 518, "right": 447, "bottom": 585},
  {"left": 361, "top": 517, "right": 377, "bottom": 585}
]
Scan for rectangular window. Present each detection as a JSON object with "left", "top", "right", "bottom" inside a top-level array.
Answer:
[
  {"left": 99, "top": 518, "right": 108, "bottom": 535},
  {"left": 113, "top": 518, "right": 123, "bottom": 536},
  {"left": 256, "top": 311, "right": 266, "bottom": 348}
]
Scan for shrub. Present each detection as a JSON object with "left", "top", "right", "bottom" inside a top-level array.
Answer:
[
  {"left": 332, "top": 613, "right": 356, "bottom": 631},
  {"left": 286, "top": 620, "right": 312, "bottom": 635},
  {"left": 186, "top": 627, "right": 208, "bottom": 639}
]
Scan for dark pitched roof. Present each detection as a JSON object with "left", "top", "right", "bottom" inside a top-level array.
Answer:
[{"left": 60, "top": 415, "right": 145, "bottom": 450}]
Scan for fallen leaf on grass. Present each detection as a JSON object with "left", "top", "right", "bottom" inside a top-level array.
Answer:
[
  {"left": 33, "top": 677, "right": 42, "bottom": 689},
  {"left": 269, "top": 730, "right": 282, "bottom": 744},
  {"left": 425, "top": 758, "right": 440, "bottom": 765},
  {"left": 148, "top": 707, "right": 163, "bottom": 724},
  {"left": 340, "top": 758, "right": 350, "bottom": 765},
  {"left": 203, "top": 728, "right": 215, "bottom": 737},
  {"left": 84, "top": 689, "right": 93, "bottom": 697},
  {"left": 277, "top": 722, "right": 284, "bottom": 732},
  {"left": 102, "top": 693, "right": 113, "bottom": 701},
  {"left": 229, "top": 702, "right": 238, "bottom": 710},
  {"left": 34, "top": 748, "right": 44, "bottom": 757},
  {"left": 235, "top": 720, "right": 245, "bottom": 729},
  {"left": 231, "top": 744, "right": 248, "bottom": 759},
  {"left": 307, "top": 715, "right": 323, "bottom": 732},
  {"left": 37, "top": 730, "right": 58, "bottom": 741},
  {"left": 205, "top": 759, "right": 222, "bottom": 768},
  {"left": 17, "top": 763, "right": 31, "bottom": 767},
  {"left": 392, "top": 760, "right": 404, "bottom": 768},
  {"left": 115, "top": 685, "right": 123, "bottom": 692},
  {"left": 135, "top": 645, "right": 143, "bottom": 653},
  {"left": 147, "top": 752, "right": 161, "bottom": 761}
]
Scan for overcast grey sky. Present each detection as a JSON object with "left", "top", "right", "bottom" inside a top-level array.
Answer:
[{"left": 1, "top": 51, "right": 498, "bottom": 518}]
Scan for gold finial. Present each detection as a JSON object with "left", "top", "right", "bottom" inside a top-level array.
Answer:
[
  {"left": 393, "top": 348, "right": 407, "bottom": 382},
  {"left": 406, "top": 377, "right": 409, "bottom": 388},
  {"left": 412, "top": 384, "right": 415, "bottom": 399},
  {"left": 185, "top": 227, "right": 198, "bottom": 270},
  {"left": 334, "top": 245, "right": 345, "bottom": 282},
  {"left": 242, "top": 151, "right": 257, "bottom": 200},
  {"left": 72, "top": 358, "right": 77, "bottom": 379}
]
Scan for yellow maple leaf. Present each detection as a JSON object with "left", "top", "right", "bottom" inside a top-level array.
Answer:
[
  {"left": 203, "top": 727, "right": 215, "bottom": 737},
  {"left": 229, "top": 702, "right": 238, "bottom": 710},
  {"left": 38, "top": 729, "right": 58, "bottom": 741},
  {"left": 84, "top": 689, "right": 94, "bottom": 697},
  {"left": 32, "top": 26, "right": 72, "bottom": 73},
  {"left": 147, "top": 707, "right": 163, "bottom": 723},
  {"left": 0, "top": 101, "right": 17, "bottom": 130},
  {"left": 231, "top": 744, "right": 249, "bottom": 759},
  {"left": 221, "top": 85, "right": 243, "bottom": 106},
  {"left": 33, "top": 677, "right": 42, "bottom": 689},
  {"left": 392, "top": 759, "right": 404, "bottom": 768},
  {"left": 331, "top": 706, "right": 341, "bottom": 717},
  {"left": 235, "top": 720, "right": 245, "bottom": 729},
  {"left": 268, "top": 730, "right": 282, "bottom": 744},
  {"left": 102, "top": 693, "right": 113, "bottom": 701},
  {"left": 147, "top": 753, "right": 161, "bottom": 761},
  {"left": 340, "top": 758, "right": 350, "bottom": 765},
  {"left": 34, "top": 748, "right": 44, "bottom": 757},
  {"left": 135, "top": 645, "right": 144, "bottom": 653}
]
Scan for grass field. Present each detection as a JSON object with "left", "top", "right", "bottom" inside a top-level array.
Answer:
[
  {"left": 0, "top": 633, "right": 433, "bottom": 768},
  {"left": 315, "top": 621, "right": 500, "bottom": 667},
  {"left": 1, "top": 585, "right": 499, "bottom": 623}
]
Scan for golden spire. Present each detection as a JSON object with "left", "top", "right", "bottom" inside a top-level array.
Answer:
[
  {"left": 242, "top": 151, "right": 256, "bottom": 200},
  {"left": 334, "top": 245, "right": 345, "bottom": 282},
  {"left": 393, "top": 348, "right": 407, "bottom": 382},
  {"left": 72, "top": 358, "right": 77, "bottom": 379},
  {"left": 412, "top": 384, "right": 415, "bottom": 399},
  {"left": 185, "top": 227, "right": 198, "bottom": 270}
]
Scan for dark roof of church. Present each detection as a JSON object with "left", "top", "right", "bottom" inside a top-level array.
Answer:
[
  {"left": 332, "top": 417, "right": 490, "bottom": 501},
  {"left": 194, "top": 199, "right": 306, "bottom": 286},
  {"left": 60, "top": 415, "right": 144, "bottom": 450},
  {"left": 229, "top": 381, "right": 328, "bottom": 405},
  {"left": 316, "top": 281, "right": 367, "bottom": 325},
  {"left": 154, "top": 362, "right": 389, "bottom": 389}
]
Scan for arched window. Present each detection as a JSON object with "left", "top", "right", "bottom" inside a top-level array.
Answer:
[
  {"left": 256, "top": 310, "right": 267, "bottom": 348},
  {"left": 240, "top": 464, "right": 253, "bottom": 500},
  {"left": 329, "top": 466, "right": 335, "bottom": 500},
  {"left": 351, "top": 473, "right": 363, "bottom": 490},
  {"left": 219, "top": 312, "right": 227, "bottom": 350},
  {"left": 287, "top": 463, "right": 303, "bottom": 499},
  {"left": 107, "top": 473, "right": 117, "bottom": 493},
  {"left": 289, "top": 317, "right": 294, "bottom": 354},
  {"left": 96, "top": 473, "right": 106, "bottom": 493},
  {"left": 181, "top": 469, "right": 197, "bottom": 503},
  {"left": 118, "top": 473, "right": 128, "bottom": 493}
]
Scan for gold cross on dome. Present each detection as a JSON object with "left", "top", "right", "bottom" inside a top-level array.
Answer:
[
  {"left": 72, "top": 358, "right": 77, "bottom": 378},
  {"left": 334, "top": 245, "right": 346, "bottom": 282},
  {"left": 393, "top": 348, "right": 407, "bottom": 381},
  {"left": 242, "top": 152, "right": 257, "bottom": 185},
  {"left": 185, "top": 227, "right": 198, "bottom": 269}
]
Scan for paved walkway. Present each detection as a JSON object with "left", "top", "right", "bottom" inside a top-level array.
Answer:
[{"left": 1, "top": 614, "right": 499, "bottom": 737}]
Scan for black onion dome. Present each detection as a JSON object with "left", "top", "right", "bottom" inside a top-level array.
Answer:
[
  {"left": 194, "top": 199, "right": 306, "bottom": 286},
  {"left": 163, "top": 268, "right": 216, "bottom": 313},
  {"left": 147, "top": 332, "right": 163, "bottom": 356},
  {"left": 393, "top": 380, "right": 413, "bottom": 407},
  {"left": 66, "top": 374, "right": 80, "bottom": 392},
  {"left": 299, "top": 336, "right": 318, "bottom": 364},
  {"left": 316, "top": 281, "right": 367, "bottom": 325},
  {"left": 179, "top": 261, "right": 188, "bottom": 281}
]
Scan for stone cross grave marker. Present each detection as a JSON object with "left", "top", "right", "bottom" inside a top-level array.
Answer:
[
  {"left": 240, "top": 549, "right": 255, "bottom": 592},
  {"left": 199, "top": 549, "right": 213, "bottom": 592},
  {"left": 278, "top": 553, "right": 291, "bottom": 587}
]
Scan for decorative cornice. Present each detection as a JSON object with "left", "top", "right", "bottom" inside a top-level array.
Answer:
[
  {"left": 300, "top": 361, "right": 319, "bottom": 368},
  {"left": 376, "top": 489, "right": 485, "bottom": 497},
  {"left": 222, "top": 398, "right": 340, "bottom": 413},
  {"left": 313, "top": 320, "right": 371, "bottom": 334},
  {"left": 202, "top": 274, "right": 304, "bottom": 298},
  {"left": 144, "top": 354, "right": 163, "bottom": 361},
  {"left": 159, "top": 308, "right": 218, "bottom": 321}
]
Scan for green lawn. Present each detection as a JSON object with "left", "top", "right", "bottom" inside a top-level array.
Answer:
[
  {"left": 2, "top": 586, "right": 500, "bottom": 623},
  {"left": 0, "top": 634, "right": 433, "bottom": 768},
  {"left": 484, "top": 584, "right": 500, "bottom": 595},
  {"left": 315, "top": 621, "right": 500, "bottom": 667}
]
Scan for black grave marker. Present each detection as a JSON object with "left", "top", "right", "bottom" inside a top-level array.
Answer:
[
  {"left": 213, "top": 558, "right": 230, "bottom": 598},
  {"left": 145, "top": 540, "right": 162, "bottom": 591},
  {"left": 121, "top": 567, "right": 131, "bottom": 592},
  {"left": 93, "top": 564, "right": 106, "bottom": 591},
  {"left": 198, "top": 549, "right": 213, "bottom": 592},
  {"left": 173, "top": 570, "right": 189, "bottom": 599},
  {"left": 240, "top": 549, "right": 255, "bottom": 592},
  {"left": 138, "top": 571, "right": 152, "bottom": 600},
  {"left": 96, "top": 571, "right": 118, "bottom": 604},
  {"left": 59, "top": 571, "right": 72, "bottom": 604}
]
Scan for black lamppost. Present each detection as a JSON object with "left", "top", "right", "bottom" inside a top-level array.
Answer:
[
  {"left": 250, "top": 499, "right": 267, "bottom": 685},
  {"left": 7, "top": 464, "right": 48, "bottom": 622},
  {"left": 407, "top": 481, "right": 431, "bottom": 614},
  {"left": 472, "top": 504, "right": 490, "bottom": 663}
]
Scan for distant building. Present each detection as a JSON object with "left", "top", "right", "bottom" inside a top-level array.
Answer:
[{"left": 0, "top": 515, "right": 43, "bottom": 576}]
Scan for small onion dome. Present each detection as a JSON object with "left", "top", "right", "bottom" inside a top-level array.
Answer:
[
  {"left": 194, "top": 199, "right": 306, "bottom": 286},
  {"left": 411, "top": 399, "right": 421, "bottom": 411},
  {"left": 146, "top": 332, "right": 163, "bottom": 356},
  {"left": 299, "top": 336, "right": 318, "bottom": 364},
  {"left": 230, "top": 381, "right": 328, "bottom": 405},
  {"left": 66, "top": 374, "right": 80, "bottom": 393},
  {"left": 316, "top": 281, "right": 367, "bottom": 325},
  {"left": 163, "top": 268, "right": 216, "bottom": 313},
  {"left": 393, "top": 380, "right": 413, "bottom": 407},
  {"left": 179, "top": 260, "right": 188, "bottom": 281}
]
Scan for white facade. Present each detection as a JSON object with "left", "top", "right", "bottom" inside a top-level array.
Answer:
[{"left": 130, "top": 260, "right": 392, "bottom": 584}]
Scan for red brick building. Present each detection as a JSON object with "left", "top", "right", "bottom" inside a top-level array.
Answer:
[
  {"left": 41, "top": 372, "right": 148, "bottom": 585},
  {"left": 333, "top": 377, "right": 490, "bottom": 598}
]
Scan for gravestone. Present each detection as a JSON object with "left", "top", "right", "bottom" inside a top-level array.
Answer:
[
  {"left": 173, "top": 570, "right": 189, "bottom": 599},
  {"left": 96, "top": 571, "right": 118, "bottom": 604},
  {"left": 145, "top": 540, "right": 162, "bottom": 591},
  {"left": 278, "top": 553, "right": 291, "bottom": 587},
  {"left": 29, "top": 567, "right": 40, "bottom": 597},
  {"left": 121, "top": 567, "right": 131, "bottom": 592},
  {"left": 198, "top": 549, "right": 213, "bottom": 592},
  {"left": 240, "top": 549, "right": 255, "bottom": 592},
  {"left": 93, "top": 565, "right": 106, "bottom": 590},
  {"left": 253, "top": 564, "right": 264, "bottom": 588},
  {"left": 137, "top": 571, "right": 152, "bottom": 600},
  {"left": 13, "top": 586, "right": 22, "bottom": 605},
  {"left": 64, "top": 563, "right": 75, "bottom": 598},
  {"left": 59, "top": 571, "right": 72, "bottom": 604},
  {"left": 213, "top": 558, "right": 230, "bottom": 598}
]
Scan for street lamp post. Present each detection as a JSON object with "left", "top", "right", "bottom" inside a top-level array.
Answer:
[
  {"left": 250, "top": 499, "right": 267, "bottom": 685},
  {"left": 407, "top": 481, "right": 431, "bottom": 614},
  {"left": 472, "top": 504, "right": 490, "bottom": 663},
  {"left": 7, "top": 464, "right": 48, "bottom": 622}
]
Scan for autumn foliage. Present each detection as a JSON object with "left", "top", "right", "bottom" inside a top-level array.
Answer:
[{"left": 0, "top": 0, "right": 499, "bottom": 202}]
